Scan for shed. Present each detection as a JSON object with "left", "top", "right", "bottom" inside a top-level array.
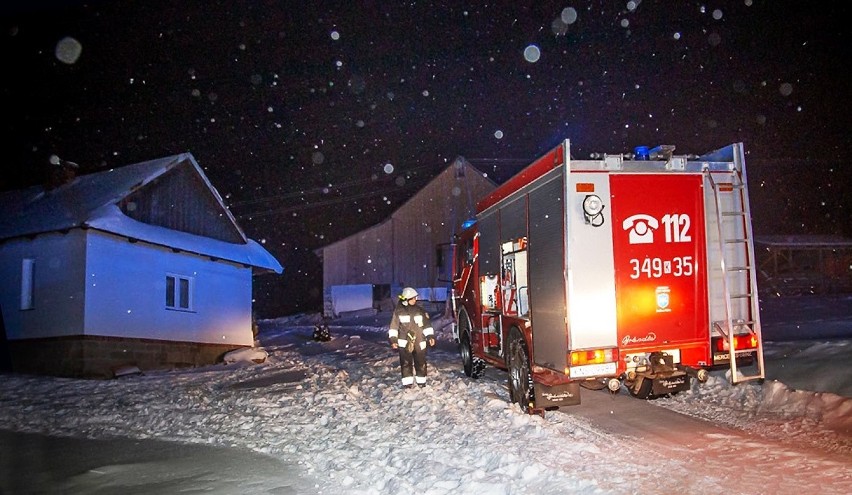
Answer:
[
  {"left": 0, "top": 153, "right": 282, "bottom": 377},
  {"left": 315, "top": 157, "right": 496, "bottom": 315}
]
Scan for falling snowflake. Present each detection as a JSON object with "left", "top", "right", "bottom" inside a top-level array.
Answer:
[
  {"left": 561, "top": 7, "right": 578, "bottom": 24},
  {"left": 523, "top": 45, "right": 541, "bottom": 63},
  {"left": 55, "top": 36, "right": 82, "bottom": 64}
]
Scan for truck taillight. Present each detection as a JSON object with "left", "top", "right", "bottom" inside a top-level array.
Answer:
[
  {"left": 570, "top": 348, "right": 617, "bottom": 366},
  {"left": 715, "top": 334, "right": 758, "bottom": 351}
]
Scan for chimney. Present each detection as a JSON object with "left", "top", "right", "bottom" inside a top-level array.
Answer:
[{"left": 46, "top": 156, "right": 79, "bottom": 190}]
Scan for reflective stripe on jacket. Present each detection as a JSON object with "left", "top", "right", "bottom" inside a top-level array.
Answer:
[{"left": 388, "top": 302, "right": 433, "bottom": 351}]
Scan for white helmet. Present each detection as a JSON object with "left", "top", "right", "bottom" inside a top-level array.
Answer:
[{"left": 401, "top": 287, "right": 418, "bottom": 300}]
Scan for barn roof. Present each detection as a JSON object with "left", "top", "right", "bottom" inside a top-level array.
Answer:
[
  {"left": 0, "top": 153, "right": 282, "bottom": 273},
  {"left": 314, "top": 156, "right": 496, "bottom": 255}
]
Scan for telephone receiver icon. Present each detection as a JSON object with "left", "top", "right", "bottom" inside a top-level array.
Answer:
[{"left": 622, "top": 214, "right": 658, "bottom": 244}]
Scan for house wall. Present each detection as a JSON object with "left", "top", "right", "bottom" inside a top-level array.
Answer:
[
  {"left": 389, "top": 163, "right": 494, "bottom": 288},
  {"left": 83, "top": 230, "right": 254, "bottom": 346},
  {"left": 0, "top": 229, "right": 256, "bottom": 377},
  {"left": 321, "top": 160, "right": 495, "bottom": 291},
  {"left": 322, "top": 220, "right": 394, "bottom": 288},
  {"left": 120, "top": 163, "right": 245, "bottom": 243},
  {"left": 6, "top": 335, "right": 241, "bottom": 378},
  {"left": 0, "top": 230, "right": 87, "bottom": 339}
]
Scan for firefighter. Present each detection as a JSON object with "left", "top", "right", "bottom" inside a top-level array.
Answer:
[{"left": 388, "top": 287, "right": 436, "bottom": 387}]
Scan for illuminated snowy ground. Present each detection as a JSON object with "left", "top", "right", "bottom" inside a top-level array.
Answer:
[{"left": 0, "top": 295, "right": 850, "bottom": 494}]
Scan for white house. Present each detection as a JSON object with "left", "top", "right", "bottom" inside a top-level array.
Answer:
[{"left": 0, "top": 153, "right": 282, "bottom": 377}]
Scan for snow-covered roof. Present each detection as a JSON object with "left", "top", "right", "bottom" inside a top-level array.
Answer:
[{"left": 0, "top": 153, "right": 282, "bottom": 273}]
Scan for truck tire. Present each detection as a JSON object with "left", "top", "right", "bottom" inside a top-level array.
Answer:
[
  {"left": 457, "top": 311, "right": 485, "bottom": 378},
  {"left": 460, "top": 331, "right": 486, "bottom": 378},
  {"left": 507, "top": 328, "right": 535, "bottom": 413}
]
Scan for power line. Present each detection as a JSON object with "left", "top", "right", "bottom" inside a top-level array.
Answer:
[
  {"left": 466, "top": 157, "right": 532, "bottom": 162},
  {"left": 230, "top": 172, "right": 394, "bottom": 208},
  {"left": 235, "top": 185, "right": 406, "bottom": 219},
  {"left": 229, "top": 162, "right": 444, "bottom": 214}
]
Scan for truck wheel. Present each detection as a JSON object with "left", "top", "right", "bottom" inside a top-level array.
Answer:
[
  {"left": 508, "top": 328, "right": 535, "bottom": 413},
  {"left": 460, "top": 331, "right": 485, "bottom": 378}
]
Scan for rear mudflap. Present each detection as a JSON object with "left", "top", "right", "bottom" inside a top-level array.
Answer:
[{"left": 534, "top": 381, "right": 582, "bottom": 408}]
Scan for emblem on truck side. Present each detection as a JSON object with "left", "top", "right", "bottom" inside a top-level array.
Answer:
[
  {"left": 623, "top": 213, "right": 693, "bottom": 245},
  {"left": 655, "top": 286, "right": 671, "bottom": 313}
]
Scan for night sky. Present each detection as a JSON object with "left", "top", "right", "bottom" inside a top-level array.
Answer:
[{"left": 1, "top": 1, "right": 850, "bottom": 316}]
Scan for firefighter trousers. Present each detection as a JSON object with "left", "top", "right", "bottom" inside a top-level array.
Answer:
[{"left": 398, "top": 348, "right": 427, "bottom": 386}]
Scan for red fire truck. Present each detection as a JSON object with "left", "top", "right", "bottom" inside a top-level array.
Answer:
[{"left": 451, "top": 140, "right": 765, "bottom": 415}]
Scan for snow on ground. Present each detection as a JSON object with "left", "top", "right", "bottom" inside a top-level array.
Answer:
[{"left": 1, "top": 297, "right": 851, "bottom": 494}]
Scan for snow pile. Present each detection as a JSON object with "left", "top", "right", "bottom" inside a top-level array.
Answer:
[
  {"left": 656, "top": 365, "right": 852, "bottom": 454},
  {"left": 762, "top": 339, "right": 852, "bottom": 396},
  {"left": 223, "top": 347, "right": 269, "bottom": 364},
  {"left": 759, "top": 380, "right": 852, "bottom": 433},
  {"left": 655, "top": 336, "right": 852, "bottom": 444},
  {"left": 0, "top": 313, "right": 850, "bottom": 494}
]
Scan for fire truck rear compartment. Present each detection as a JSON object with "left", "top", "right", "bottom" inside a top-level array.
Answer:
[{"left": 450, "top": 140, "right": 766, "bottom": 415}]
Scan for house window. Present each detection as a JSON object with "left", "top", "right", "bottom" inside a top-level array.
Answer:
[
  {"left": 21, "top": 258, "right": 35, "bottom": 310},
  {"left": 165, "top": 274, "right": 193, "bottom": 311}
]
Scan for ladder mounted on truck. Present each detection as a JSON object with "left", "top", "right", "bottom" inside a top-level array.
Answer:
[{"left": 706, "top": 163, "right": 766, "bottom": 384}]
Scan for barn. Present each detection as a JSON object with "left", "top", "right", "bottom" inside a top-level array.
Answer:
[
  {"left": 0, "top": 153, "right": 282, "bottom": 378},
  {"left": 315, "top": 157, "right": 496, "bottom": 316}
]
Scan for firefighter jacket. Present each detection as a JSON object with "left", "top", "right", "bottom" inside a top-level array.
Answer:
[{"left": 388, "top": 301, "right": 434, "bottom": 353}]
